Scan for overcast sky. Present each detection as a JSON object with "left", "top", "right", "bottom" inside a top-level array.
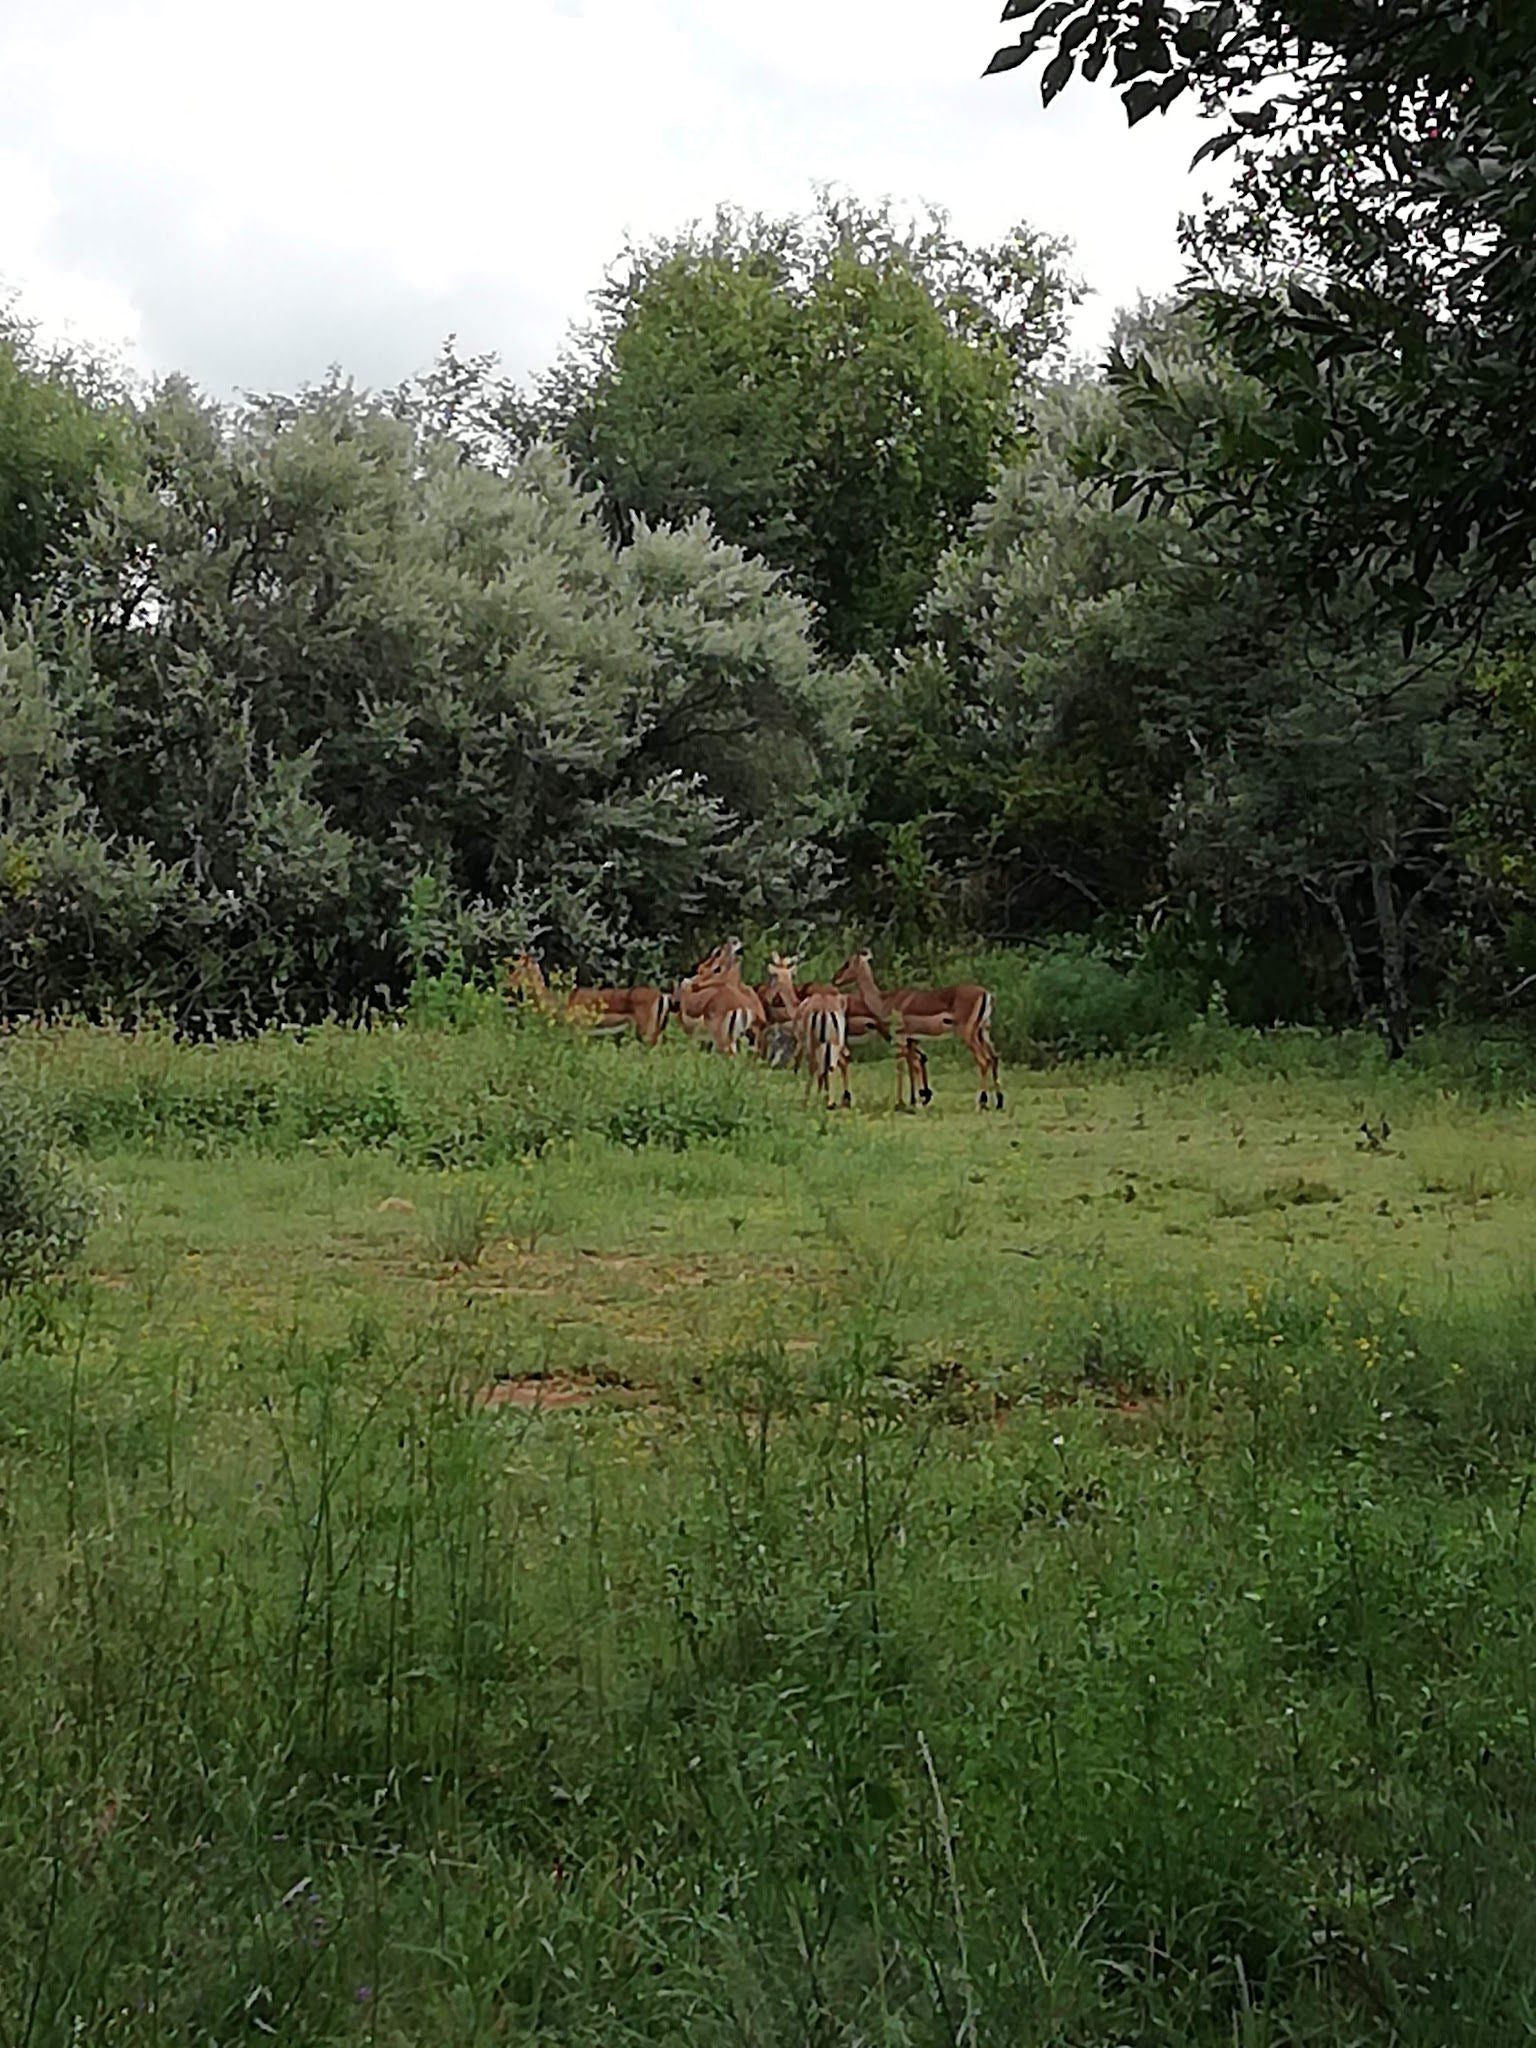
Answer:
[{"left": 2, "top": 0, "right": 1216, "bottom": 400}]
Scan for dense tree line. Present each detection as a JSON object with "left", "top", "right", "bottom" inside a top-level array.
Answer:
[{"left": 3, "top": 69, "right": 1536, "bottom": 1041}]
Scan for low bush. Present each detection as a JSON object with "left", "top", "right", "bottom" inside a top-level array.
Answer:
[
  {"left": 918, "top": 942, "right": 1192, "bottom": 1062},
  {"left": 0, "top": 1076, "right": 97, "bottom": 1288}
]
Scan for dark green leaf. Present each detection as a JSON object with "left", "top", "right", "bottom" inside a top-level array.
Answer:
[
  {"left": 1041, "top": 46, "right": 1075, "bottom": 102},
  {"left": 984, "top": 41, "right": 1032, "bottom": 75}
]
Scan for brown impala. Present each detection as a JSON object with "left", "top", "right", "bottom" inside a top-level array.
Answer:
[
  {"left": 672, "top": 939, "right": 764, "bottom": 1057},
  {"left": 505, "top": 952, "right": 670, "bottom": 1047},
  {"left": 833, "top": 951, "right": 1002, "bottom": 1110},
  {"left": 765, "top": 953, "right": 851, "bottom": 1108},
  {"left": 761, "top": 956, "right": 918, "bottom": 1101}
]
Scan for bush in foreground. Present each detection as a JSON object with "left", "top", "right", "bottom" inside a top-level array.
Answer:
[{"left": 0, "top": 1075, "right": 96, "bottom": 1288}]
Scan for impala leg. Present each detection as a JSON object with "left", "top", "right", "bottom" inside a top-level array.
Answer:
[
  {"left": 965, "top": 1028, "right": 994, "bottom": 1108},
  {"left": 916, "top": 1043, "right": 932, "bottom": 1106}
]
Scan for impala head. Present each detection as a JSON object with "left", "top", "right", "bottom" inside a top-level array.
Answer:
[
  {"left": 692, "top": 935, "right": 744, "bottom": 985},
  {"left": 832, "top": 950, "right": 872, "bottom": 989},
  {"left": 506, "top": 950, "right": 546, "bottom": 997}
]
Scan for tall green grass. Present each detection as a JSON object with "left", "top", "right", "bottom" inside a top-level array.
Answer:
[
  {"left": 3, "top": 1274, "right": 1536, "bottom": 2042},
  {"left": 7, "top": 1012, "right": 801, "bottom": 1164},
  {"left": 6, "top": 1016, "right": 1536, "bottom": 2040}
]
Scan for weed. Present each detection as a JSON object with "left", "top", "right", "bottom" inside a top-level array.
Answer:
[
  {"left": 0, "top": 1077, "right": 98, "bottom": 1288},
  {"left": 428, "top": 1180, "right": 493, "bottom": 1267}
]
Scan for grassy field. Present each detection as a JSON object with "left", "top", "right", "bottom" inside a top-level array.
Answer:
[{"left": 5, "top": 1014, "right": 1536, "bottom": 2043}]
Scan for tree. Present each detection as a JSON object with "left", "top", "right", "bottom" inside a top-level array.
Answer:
[
  {"left": 536, "top": 193, "right": 1077, "bottom": 658},
  {"left": 0, "top": 307, "right": 129, "bottom": 613},
  {"left": 852, "top": 377, "right": 1173, "bottom": 939},
  {"left": 985, "top": 2, "right": 1536, "bottom": 637},
  {"left": 888, "top": 305, "right": 1512, "bottom": 1040},
  {"left": 2, "top": 373, "right": 854, "bottom": 1020},
  {"left": 862, "top": 313, "right": 1239, "bottom": 941},
  {"left": 1162, "top": 621, "right": 1491, "bottom": 1049}
]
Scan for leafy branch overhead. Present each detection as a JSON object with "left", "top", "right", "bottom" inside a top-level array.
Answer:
[{"left": 986, "top": 2, "right": 1536, "bottom": 641}]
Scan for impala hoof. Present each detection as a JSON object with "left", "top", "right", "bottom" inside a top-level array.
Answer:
[
  {"left": 919, "top": 1086, "right": 933, "bottom": 1106},
  {"left": 977, "top": 1091, "right": 990, "bottom": 1110},
  {"left": 995, "top": 1090, "right": 1005, "bottom": 1111}
]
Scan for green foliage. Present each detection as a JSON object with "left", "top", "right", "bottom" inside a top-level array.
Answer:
[
  {"left": 0, "top": 1074, "right": 96, "bottom": 1288},
  {"left": 6, "top": 170, "right": 1536, "bottom": 1038},
  {"left": 987, "top": 2, "right": 1536, "bottom": 636},
  {"left": 0, "top": 308, "right": 129, "bottom": 611},
  {"left": 882, "top": 373, "right": 1185, "bottom": 933},
  {"left": 910, "top": 942, "right": 1190, "bottom": 1061},
  {"left": 1, "top": 377, "right": 852, "bottom": 1020},
  {"left": 543, "top": 193, "right": 1076, "bottom": 657},
  {"left": 426, "top": 1177, "right": 495, "bottom": 1267},
  {"left": 905, "top": 330, "right": 1512, "bottom": 1039},
  {"left": 7, "top": 1016, "right": 798, "bottom": 1165},
  {"left": 1455, "top": 610, "right": 1536, "bottom": 1013},
  {"left": 1015, "top": 942, "right": 1191, "bottom": 1058}
]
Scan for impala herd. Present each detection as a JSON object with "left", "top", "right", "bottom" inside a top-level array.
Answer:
[{"left": 506, "top": 940, "right": 1003, "bottom": 1112}]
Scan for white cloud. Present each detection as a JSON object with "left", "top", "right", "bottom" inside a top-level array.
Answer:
[
  {"left": 0, "top": 0, "right": 1217, "bottom": 395},
  {"left": 0, "top": 146, "right": 143, "bottom": 363}
]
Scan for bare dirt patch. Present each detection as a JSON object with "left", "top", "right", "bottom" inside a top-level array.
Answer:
[{"left": 471, "top": 1375, "right": 655, "bottom": 1414}]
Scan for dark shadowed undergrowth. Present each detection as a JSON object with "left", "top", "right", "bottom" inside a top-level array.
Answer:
[{"left": 4, "top": 1019, "right": 1536, "bottom": 2042}]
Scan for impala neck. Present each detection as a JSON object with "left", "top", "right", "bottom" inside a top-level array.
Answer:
[
  {"left": 850, "top": 957, "right": 889, "bottom": 1020},
  {"left": 768, "top": 966, "right": 799, "bottom": 1015},
  {"left": 513, "top": 959, "right": 551, "bottom": 1005},
  {"left": 695, "top": 959, "right": 747, "bottom": 994}
]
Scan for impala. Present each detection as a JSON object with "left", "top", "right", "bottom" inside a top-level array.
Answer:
[
  {"left": 833, "top": 951, "right": 1002, "bottom": 1109},
  {"left": 505, "top": 952, "right": 671, "bottom": 1047},
  {"left": 766, "top": 954, "right": 851, "bottom": 1108},
  {"left": 671, "top": 940, "right": 761, "bottom": 1057}
]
